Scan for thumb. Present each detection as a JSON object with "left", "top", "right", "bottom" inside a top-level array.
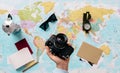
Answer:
[{"left": 45, "top": 46, "right": 53, "bottom": 59}]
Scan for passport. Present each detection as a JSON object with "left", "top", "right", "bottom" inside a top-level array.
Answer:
[{"left": 15, "top": 38, "right": 33, "bottom": 54}]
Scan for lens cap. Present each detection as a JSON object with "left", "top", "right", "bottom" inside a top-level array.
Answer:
[{"left": 6, "top": 25, "right": 10, "bottom": 28}]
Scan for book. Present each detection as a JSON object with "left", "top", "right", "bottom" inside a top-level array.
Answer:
[
  {"left": 8, "top": 47, "right": 34, "bottom": 69},
  {"left": 15, "top": 38, "right": 33, "bottom": 54}
]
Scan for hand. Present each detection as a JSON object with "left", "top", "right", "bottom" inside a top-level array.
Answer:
[{"left": 46, "top": 46, "right": 69, "bottom": 71}]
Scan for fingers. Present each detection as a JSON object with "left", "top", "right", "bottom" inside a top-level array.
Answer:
[
  {"left": 65, "top": 58, "right": 70, "bottom": 62},
  {"left": 45, "top": 46, "right": 62, "bottom": 61},
  {"left": 68, "top": 43, "right": 72, "bottom": 46},
  {"left": 45, "top": 46, "right": 56, "bottom": 60},
  {"left": 45, "top": 46, "right": 50, "bottom": 53},
  {"left": 45, "top": 46, "right": 52, "bottom": 57},
  {"left": 45, "top": 46, "right": 69, "bottom": 62}
]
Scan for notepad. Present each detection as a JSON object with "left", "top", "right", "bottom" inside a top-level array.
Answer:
[
  {"left": 8, "top": 47, "right": 34, "bottom": 69},
  {"left": 77, "top": 42, "right": 103, "bottom": 64}
]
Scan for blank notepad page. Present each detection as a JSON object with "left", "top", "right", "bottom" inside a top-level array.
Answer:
[{"left": 8, "top": 47, "right": 34, "bottom": 69}]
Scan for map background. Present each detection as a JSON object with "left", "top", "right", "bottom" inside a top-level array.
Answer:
[{"left": 0, "top": 0, "right": 120, "bottom": 73}]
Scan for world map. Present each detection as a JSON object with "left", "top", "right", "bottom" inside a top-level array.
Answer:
[{"left": 0, "top": 0, "right": 120, "bottom": 73}]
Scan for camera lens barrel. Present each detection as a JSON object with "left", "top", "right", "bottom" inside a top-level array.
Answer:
[
  {"left": 56, "top": 33, "right": 68, "bottom": 44},
  {"left": 54, "top": 33, "right": 68, "bottom": 49}
]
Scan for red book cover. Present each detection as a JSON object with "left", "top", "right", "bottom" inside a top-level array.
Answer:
[{"left": 15, "top": 38, "right": 33, "bottom": 54}]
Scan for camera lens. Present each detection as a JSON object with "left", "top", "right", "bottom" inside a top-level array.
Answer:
[
  {"left": 55, "top": 33, "right": 68, "bottom": 49},
  {"left": 57, "top": 33, "right": 67, "bottom": 44},
  {"left": 6, "top": 25, "right": 9, "bottom": 28}
]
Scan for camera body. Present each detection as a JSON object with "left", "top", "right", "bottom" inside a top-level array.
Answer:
[
  {"left": 2, "top": 14, "right": 21, "bottom": 36},
  {"left": 45, "top": 33, "right": 74, "bottom": 60}
]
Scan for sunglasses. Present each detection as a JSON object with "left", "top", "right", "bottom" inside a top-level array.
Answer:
[{"left": 39, "top": 13, "right": 57, "bottom": 31}]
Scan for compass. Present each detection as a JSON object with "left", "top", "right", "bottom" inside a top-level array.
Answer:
[
  {"left": 83, "top": 23, "right": 91, "bottom": 33},
  {"left": 82, "top": 12, "right": 92, "bottom": 33}
]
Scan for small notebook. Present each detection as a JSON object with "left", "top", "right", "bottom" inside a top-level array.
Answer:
[
  {"left": 8, "top": 47, "right": 34, "bottom": 69},
  {"left": 77, "top": 42, "right": 103, "bottom": 64},
  {"left": 15, "top": 38, "right": 33, "bottom": 54}
]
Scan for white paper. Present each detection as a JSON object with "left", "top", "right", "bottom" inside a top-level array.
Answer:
[{"left": 8, "top": 47, "right": 34, "bottom": 69}]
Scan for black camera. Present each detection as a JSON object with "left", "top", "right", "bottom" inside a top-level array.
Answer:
[{"left": 45, "top": 33, "right": 74, "bottom": 60}]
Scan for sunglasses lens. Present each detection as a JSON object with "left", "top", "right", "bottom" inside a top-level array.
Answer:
[{"left": 40, "top": 22, "right": 49, "bottom": 31}]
